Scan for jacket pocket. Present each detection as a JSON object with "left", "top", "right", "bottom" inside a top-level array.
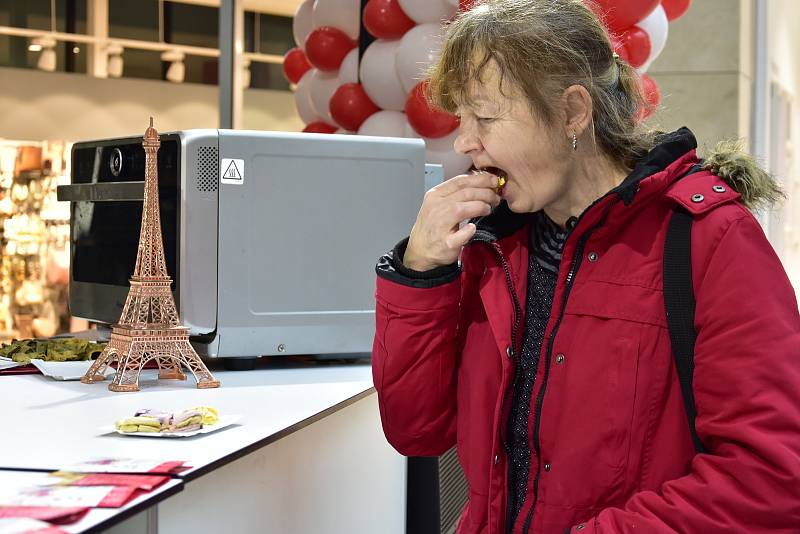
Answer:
[
  {"left": 551, "top": 317, "right": 641, "bottom": 472},
  {"left": 538, "top": 285, "right": 647, "bottom": 508}
]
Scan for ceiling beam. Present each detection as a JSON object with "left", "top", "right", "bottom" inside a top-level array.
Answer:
[{"left": 167, "top": 0, "right": 301, "bottom": 17}]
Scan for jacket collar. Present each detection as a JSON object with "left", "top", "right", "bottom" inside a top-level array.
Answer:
[{"left": 471, "top": 127, "right": 698, "bottom": 242}]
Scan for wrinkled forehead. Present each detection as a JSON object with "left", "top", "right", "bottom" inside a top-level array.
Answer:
[{"left": 456, "top": 55, "right": 520, "bottom": 111}]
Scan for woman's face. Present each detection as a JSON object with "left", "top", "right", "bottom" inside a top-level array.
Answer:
[{"left": 453, "top": 60, "right": 572, "bottom": 214}]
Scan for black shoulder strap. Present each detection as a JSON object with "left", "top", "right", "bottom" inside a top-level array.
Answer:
[{"left": 664, "top": 207, "right": 709, "bottom": 454}]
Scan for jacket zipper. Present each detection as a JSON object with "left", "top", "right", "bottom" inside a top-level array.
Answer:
[
  {"left": 521, "top": 202, "right": 617, "bottom": 534},
  {"left": 471, "top": 230, "right": 523, "bottom": 470},
  {"left": 471, "top": 230, "right": 525, "bottom": 534}
]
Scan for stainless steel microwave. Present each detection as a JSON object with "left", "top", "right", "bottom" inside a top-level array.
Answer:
[{"left": 58, "top": 129, "right": 434, "bottom": 363}]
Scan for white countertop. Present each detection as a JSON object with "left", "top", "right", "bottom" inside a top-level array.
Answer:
[{"left": 3, "top": 359, "right": 375, "bottom": 479}]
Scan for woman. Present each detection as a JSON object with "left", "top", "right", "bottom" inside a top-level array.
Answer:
[{"left": 372, "top": 0, "right": 800, "bottom": 533}]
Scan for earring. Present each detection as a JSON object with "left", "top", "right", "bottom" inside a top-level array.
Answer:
[{"left": 571, "top": 131, "right": 578, "bottom": 151}]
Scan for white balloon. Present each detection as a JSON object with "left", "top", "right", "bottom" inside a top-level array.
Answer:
[
  {"left": 358, "top": 110, "right": 409, "bottom": 137},
  {"left": 338, "top": 48, "right": 359, "bottom": 86},
  {"left": 424, "top": 130, "right": 471, "bottom": 179},
  {"left": 397, "top": 0, "right": 456, "bottom": 24},
  {"left": 396, "top": 23, "right": 444, "bottom": 94},
  {"left": 360, "top": 39, "right": 407, "bottom": 111},
  {"left": 637, "top": 5, "right": 668, "bottom": 72},
  {"left": 308, "top": 69, "right": 341, "bottom": 126},
  {"left": 293, "top": 0, "right": 315, "bottom": 49},
  {"left": 404, "top": 120, "right": 419, "bottom": 138},
  {"left": 294, "top": 70, "right": 322, "bottom": 124},
  {"left": 312, "top": 0, "right": 361, "bottom": 40}
]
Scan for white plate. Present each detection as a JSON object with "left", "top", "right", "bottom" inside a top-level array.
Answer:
[
  {"left": 30, "top": 359, "right": 115, "bottom": 381},
  {"left": 102, "top": 415, "right": 242, "bottom": 438},
  {"left": 0, "top": 356, "right": 26, "bottom": 371}
]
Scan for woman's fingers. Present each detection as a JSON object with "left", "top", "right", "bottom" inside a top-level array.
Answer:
[
  {"left": 451, "top": 200, "right": 493, "bottom": 221},
  {"left": 446, "top": 222, "right": 478, "bottom": 249},
  {"left": 404, "top": 171, "right": 499, "bottom": 270},
  {"left": 449, "top": 187, "right": 501, "bottom": 207},
  {"left": 432, "top": 172, "right": 499, "bottom": 196}
]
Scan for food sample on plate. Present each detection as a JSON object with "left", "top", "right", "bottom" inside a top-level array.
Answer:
[
  {"left": 114, "top": 406, "right": 218, "bottom": 434},
  {"left": 189, "top": 406, "right": 219, "bottom": 425},
  {"left": 115, "top": 416, "right": 162, "bottom": 433},
  {"left": 0, "top": 338, "right": 106, "bottom": 364}
]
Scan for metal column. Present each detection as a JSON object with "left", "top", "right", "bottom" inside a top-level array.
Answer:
[
  {"left": 751, "top": 0, "right": 769, "bottom": 228},
  {"left": 219, "top": 0, "right": 244, "bottom": 129},
  {"left": 87, "top": 0, "right": 109, "bottom": 78}
]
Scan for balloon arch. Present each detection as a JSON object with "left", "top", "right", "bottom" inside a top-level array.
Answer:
[{"left": 283, "top": 0, "right": 692, "bottom": 178}]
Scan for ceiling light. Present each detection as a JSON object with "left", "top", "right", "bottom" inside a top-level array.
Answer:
[
  {"left": 37, "top": 48, "right": 56, "bottom": 72},
  {"left": 30, "top": 36, "right": 57, "bottom": 72},
  {"left": 161, "top": 50, "right": 185, "bottom": 83},
  {"left": 106, "top": 43, "right": 124, "bottom": 78}
]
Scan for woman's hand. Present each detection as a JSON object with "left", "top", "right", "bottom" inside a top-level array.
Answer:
[{"left": 403, "top": 172, "right": 501, "bottom": 271}]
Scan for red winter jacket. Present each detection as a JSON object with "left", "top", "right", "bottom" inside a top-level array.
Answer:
[{"left": 373, "top": 129, "right": 800, "bottom": 533}]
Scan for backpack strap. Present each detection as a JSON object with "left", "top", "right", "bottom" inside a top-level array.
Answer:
[{"left": 663, "top": 206, "right": 709, "bottom": 454}]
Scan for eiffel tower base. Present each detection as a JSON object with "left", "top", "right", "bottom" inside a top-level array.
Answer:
[{"left": 81, "top": 326, "right": 220, "bottom": 392}]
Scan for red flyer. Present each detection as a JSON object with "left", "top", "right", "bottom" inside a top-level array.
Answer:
[{"left": 0, "top": 507, "right": 88, "bottom": 525}]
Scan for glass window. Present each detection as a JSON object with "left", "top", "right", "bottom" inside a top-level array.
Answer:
[
  {"left": 0, "top": 0, "right": 52, "bottom": 30},
  {"left": 183, "top": 55, "right": 217, "bottom": 85},
  {"left": 244, "top": 11, "right": 255, "bottom": 53},
  {"left": 0, "top": 35, "right": 27, "bottom": 68},
  {"left": 250, "top": 62, "right": 290, "bottom": 91},
  {"left": 244, "top": 12, "right": 293, "bottom": 91},
  {"left": 165, "top": 2, "right": 217, "bottom": 48},
  {"left": 0, "top": 35, "right": 85, "bottom": 74},
  {"left": 119, "top": 48, "right": 162, "bottom": 80},
  {"left": 58, "top": 0, "right": 87, "bottom": 34},
  {"left": 0, "top": 0, "right": 86, "bottom": 33},
  {"left": 109, "top": 0, "right": 159, "bottom": 41},
  {"left": 0, "top": 1, "right": 86, "bottom": 71},
  {"left": 257, "top": 14, "right": 293, "bottom": 55},
  {"left": 63, "top": 41, "right": 87, "bottom": 72}
]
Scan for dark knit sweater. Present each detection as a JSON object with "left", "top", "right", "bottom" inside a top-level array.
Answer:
[{"left": 506, "top": 212, "right": 572, "bottom": 530}]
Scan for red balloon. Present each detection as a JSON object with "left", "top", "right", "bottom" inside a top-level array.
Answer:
[
  {"left": 661, "top": 0, "right": 691, "bottom": 21},
  {"left": 329, "top": 83, "right": 381, "bottom": 132},
  {"left": 363, "top": 0, "right": 416, "bottom": 40},
  {"left": 303, "top": 121, "right": 338, "bottom": 134},
  {"left": 639, "top": 74, "right": 661, "bottom": 121},
  {"left": 617, "top": 26, "right": 651, "bottom": 68},
  {"left": 283, "top": 48, "right": 312, "bottom": 84},
  {"left": 459, "top": 0, "right": 478, "bottom": 11},
  {"left": 405, "top": 82, "right": 460, "bottom": 139},
  {"left": 590, "top": 0, "right": 660, "bottom": 33},
  {"left": 305, "top": 26, "right": 356, "bottom": 72}
]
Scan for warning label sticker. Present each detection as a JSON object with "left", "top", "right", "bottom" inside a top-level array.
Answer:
[{"left": 220, "top": 158, "right": 244, "bottom": 185}]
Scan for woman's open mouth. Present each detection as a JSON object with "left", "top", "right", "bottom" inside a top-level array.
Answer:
[{"left": 480, "top": 166, "right": 508, "bottom": 195}]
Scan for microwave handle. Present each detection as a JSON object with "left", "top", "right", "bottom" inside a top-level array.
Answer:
[{"left": 56, "top": 182, "right": 145, "bottom": 202}]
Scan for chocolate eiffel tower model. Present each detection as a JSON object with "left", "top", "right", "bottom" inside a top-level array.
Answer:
[{"left": 82, "top": 119, "right": 220, "bottom": 392}]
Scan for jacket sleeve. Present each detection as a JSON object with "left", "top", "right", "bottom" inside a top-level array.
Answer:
[
  {"left": 570, "top": 213, "right": 800, "bottom": 533},
  {"left": 372, "top": 238, "right": 462, "bottom": 456}
]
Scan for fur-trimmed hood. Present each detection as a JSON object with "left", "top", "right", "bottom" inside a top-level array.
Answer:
[{"left": 703, "top": 140, "right": 784, "bottom": 211}]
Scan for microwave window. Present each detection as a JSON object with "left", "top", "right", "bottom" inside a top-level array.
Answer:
[
  {"left": 70, "top": 139, "right": 179, "bottom": 288},
  {"left": 71, "top": 199, "right": 178, "bottom": 287}
]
